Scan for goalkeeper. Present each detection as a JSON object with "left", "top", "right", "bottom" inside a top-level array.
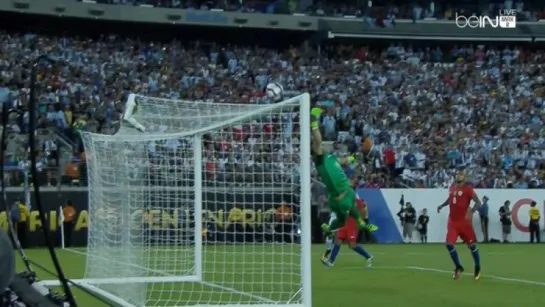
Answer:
[{"left": 310, "top": 107, "right": 378, "bottom": 237}]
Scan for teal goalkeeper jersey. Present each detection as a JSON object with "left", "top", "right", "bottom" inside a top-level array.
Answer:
[{"left": 315, "top": 154, "right": 351, "bottom": 197}]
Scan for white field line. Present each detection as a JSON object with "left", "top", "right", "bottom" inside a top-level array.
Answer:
[
  {"left": 360, "top": 251, "right": 526, "bottom": 256},
  {"left": 406, "top": 266, "right": 545, "bottom": 287},
  {"left": 336, "top": 265, "right": 545, "bottom": 287},
  {"left": 312, "top": 249, "right": 527, "bottom": 257},
  {"left": 60, "top": 249, "right": 545, "bottom": 287},
  {"left": 344, "top": 266, "right": 545, "bottom": 287}
]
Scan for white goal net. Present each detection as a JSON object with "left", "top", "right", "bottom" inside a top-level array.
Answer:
[{"left": 43, "top": 94, "right": 312, "bottom": 307}]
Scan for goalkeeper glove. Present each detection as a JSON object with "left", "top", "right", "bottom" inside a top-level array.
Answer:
[
  {"left": 320, "top": 223, "right": 333, "bottom": 237},
  {"left": 310, "top": 107, "right": 323, "bottom": 129}
]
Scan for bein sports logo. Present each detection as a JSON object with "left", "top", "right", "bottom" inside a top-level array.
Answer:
[{"left": 455, "top": 10, "right": 517, "bottom": 29}]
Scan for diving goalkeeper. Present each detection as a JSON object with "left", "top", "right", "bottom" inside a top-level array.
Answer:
[{"left": 311, "top": 107, "right": 378, "bottom": 237}]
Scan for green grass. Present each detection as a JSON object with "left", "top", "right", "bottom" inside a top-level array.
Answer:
[{"left": 17, "top": 244, "right": 545, "bottom": 306}]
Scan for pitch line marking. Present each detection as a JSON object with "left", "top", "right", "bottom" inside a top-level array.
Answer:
[
  {"left": 338, "top": 266, "right": 545, "bottom": 287},
  {"left": 60, "top": 250, "right": 545, "bottom": 287},
  {"left": 406, "top": 266, "right": 545, "bottom": 287},
  {"left": 313, "top": 251, "right": 525, "bottom": 257}
]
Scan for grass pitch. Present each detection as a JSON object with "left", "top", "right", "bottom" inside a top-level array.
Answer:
[{"left": 17, "top": 244, "right": 545, "bottom": 306}]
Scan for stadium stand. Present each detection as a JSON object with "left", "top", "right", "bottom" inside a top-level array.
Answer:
[
  {"left": 93, "top": 0, "right": 545, "bottom": 21},
  {"left": 1, "top": 0, "right": 545, "bottom": 190}
]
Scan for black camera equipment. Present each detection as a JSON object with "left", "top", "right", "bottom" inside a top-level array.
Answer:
[{"left": 0, "top": 56, "right": 75, "bottom": 307}]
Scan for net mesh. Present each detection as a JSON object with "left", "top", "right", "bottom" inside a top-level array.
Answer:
[{"left": 81, "top": 94, "right": 307, "bottom": 306}]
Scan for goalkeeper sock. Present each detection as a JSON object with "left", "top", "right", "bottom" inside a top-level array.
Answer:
[
  {"left": 325, "top": 237, "right": 334, "bottom": 249},
  {"left": 446, "top": 244, "right": 462, "bottom": 268},
  {"left": 325, "top": 237, "right": 334, "bottom": 250},
  {"left": 329, "top": 244, "right": 341, "bottom": 264},
  {"left": 352, "top": 245, "right": 371, "bottom": 260},
  {"left": 468, "top": 244, "right": 481, "bottom": 268},
  {"left": 324, "top": 237, "right": 334, "bottom": 258}
]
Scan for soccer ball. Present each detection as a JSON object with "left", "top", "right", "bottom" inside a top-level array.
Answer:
[{"left": 266, "top": 83, "right": 284, "bottom": 101}]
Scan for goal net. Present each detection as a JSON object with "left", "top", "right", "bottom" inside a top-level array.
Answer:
[{"left": 42, "top": 94, "right": 311, "bottom": 307}]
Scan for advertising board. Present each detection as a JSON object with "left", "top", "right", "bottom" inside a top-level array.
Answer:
[
  {"left": 0, "top": 189, "right": 297, "bottom": 247},
  {"left": 4, "top": 188, "right": 540, "bottom": 246}
]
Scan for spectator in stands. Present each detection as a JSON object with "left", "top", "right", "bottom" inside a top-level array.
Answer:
[
  {"left": 3, "top": 7, "right": 545, "bottom": 188},
  {"left": 63, "top": 158, "right": 79, "bottom": 186}
]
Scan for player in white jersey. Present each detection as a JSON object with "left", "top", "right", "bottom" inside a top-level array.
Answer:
[{"left": 322, "top": 212, "right": 337, "bottom": 259}]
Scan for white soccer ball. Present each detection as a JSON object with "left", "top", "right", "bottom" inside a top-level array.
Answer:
[{"left": 266, "top": 83, "right": 284, "bottom": 101}]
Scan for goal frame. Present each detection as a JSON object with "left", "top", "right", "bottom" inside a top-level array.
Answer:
[{"left": 39, "top": 93, "right": 312, "bottom": 307}]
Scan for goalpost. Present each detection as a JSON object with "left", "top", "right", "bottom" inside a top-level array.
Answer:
[{"left": 40, "top": 93, "right": 312, "bottom": 307}]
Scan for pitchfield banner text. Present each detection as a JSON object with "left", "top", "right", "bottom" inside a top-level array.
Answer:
[{"left": 0, "top": 188, "right": 297, "bottom": 247}]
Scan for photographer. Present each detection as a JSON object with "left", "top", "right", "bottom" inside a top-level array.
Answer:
[
  {"left": 499, "top": 200, "right": 512, "bottom": 243},
  {"left": 401, "top": 202, "right": 417, "bottom": 243},
  {"left": 396, "top": 194, "right": 405, "bottom": 226}
]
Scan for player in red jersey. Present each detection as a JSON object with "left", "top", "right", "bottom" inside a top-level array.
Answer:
[
  {"left": 437, "top": 169, "right": 482, "bottom": 281},
  {"left": 321, "top": 196, "right": 373, "bottom": 268}
]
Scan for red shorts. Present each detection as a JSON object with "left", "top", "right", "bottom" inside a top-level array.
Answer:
[
  {"left": 336, "top": 225, "right": 359, "bottom": 243},
  {"left": 446, "top": 219, "right": 476, "bottom": 245}
]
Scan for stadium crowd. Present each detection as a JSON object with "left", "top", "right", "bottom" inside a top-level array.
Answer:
[
  {"left": 89, "top": 0, "right": 545, "bottom": 21},
  {"left": 2, "top": 1, "right": 545, "bottom": 189}
]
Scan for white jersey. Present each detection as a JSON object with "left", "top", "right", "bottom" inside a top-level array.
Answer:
[
  {"left": 325, "top": 212, "right": 337, "bottom": 246},
  {"left": 328, "top": 212, "right": 337, "bottom": 226}
]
